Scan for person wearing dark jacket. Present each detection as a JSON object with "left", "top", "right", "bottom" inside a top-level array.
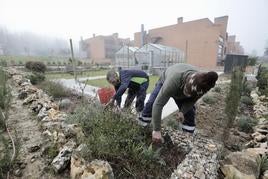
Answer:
[
  {"left": 106, "top": 69, "right": 149, "bottom": 113},
  {"left": 137, "top": 64, "right": 218, "bottom": 143}
]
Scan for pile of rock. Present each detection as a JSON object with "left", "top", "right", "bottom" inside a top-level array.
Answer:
[
  {"left": 221, "top": 148, "right": 268, "bottom": 179},
  {"left": 7, "top": 68, "right": 113, "bottom": 178},
  {"left": 70, "top": 144, "right": 114, "bottom": 179},
  {"left": 244, "top": 90, "right": 268, "bottom": 148},
  {"left": 220, "top": 90, "right": 268, "bottom": 179},
  {"left": 166, "top": 129, "right": 221, "bottom": 179},
  {"left": 251, "top": 90, "right": 268, "bottom": 119}
]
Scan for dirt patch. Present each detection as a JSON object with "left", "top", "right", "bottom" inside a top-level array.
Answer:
[{"left": 7, "top": 85, "right": 68, "bottom": 179}]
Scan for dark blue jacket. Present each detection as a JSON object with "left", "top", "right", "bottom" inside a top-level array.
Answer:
[{"left": 113, "top": 70, "right": 149, "bottom": 106}]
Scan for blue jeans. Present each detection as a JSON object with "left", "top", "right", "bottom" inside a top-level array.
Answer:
[
  {"left": 124, "top": 82, "right": 149, "bottom": 112},
  {"left": 142, "top": 80, "right": 163, "bottom": 117},
  {"left": 141, "top": 80, "right": 196, "bottom": 133}
]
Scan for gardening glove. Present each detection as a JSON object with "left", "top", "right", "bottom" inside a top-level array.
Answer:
[
  {"left": 176, "top": 112, "right": 184, "bottom": 123},
  {"left": 152, "top": 131, "right": 164, "bottom": 144}
]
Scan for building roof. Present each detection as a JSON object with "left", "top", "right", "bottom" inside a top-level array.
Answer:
[
  {"left": 128, "top": 47, "right": 139, "bottom": 52},
  {"left": 137, "top": 43, "right": 183, "bottom": 53},
  {"left": 116, "top": 46, "right": 139, "bottom": 54}
]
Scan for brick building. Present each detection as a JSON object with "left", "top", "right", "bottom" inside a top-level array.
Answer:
[
  {"left": 226, "top": 35, "right": 244, "bottom": 55},
  {"left": 134, "top": 16, "right": 236, "bottom": 69},
  {"left": 83, "top": 33, "right": 130, "bottom": 64}
]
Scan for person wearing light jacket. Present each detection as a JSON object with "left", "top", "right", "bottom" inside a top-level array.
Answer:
[{"left": 137, "top": 63, "right": 218, "bottom": 143}]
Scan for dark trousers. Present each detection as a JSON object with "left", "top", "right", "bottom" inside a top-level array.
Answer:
[
  {"left": 124, "top": 82, "right": 149, "bottom": 112},
  {"left": 141, "top": 80, "right": 196, "bottom": 133}
]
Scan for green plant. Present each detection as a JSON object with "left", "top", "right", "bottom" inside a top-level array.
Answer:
[
  {"left": 256, "top": 65, "right": 268, "bottom": 96},
  {"left": 202, "top": 94, "right": 217, "bottom": 104},
  {"left": 68, "top": 104, "right": 181, "bottom": 178},
  {"left": 0, "top": 135, "right": 11, "bottom": 178},
  {"left": 0, "top": 68, "right": 14, "bottom": 178},
  {"left": 257, "top": 154, "right": 268, "bottom": 179},
  {"left": 248, "top": 56, "right": 258, "bottom": 66},
  {"left": 165, "top": 118, "right": 180, "bottom": 130},
  {"left": 38, "top": 81, "right": 71, "bottom": 98},
  {"left": 242, "top": 78, "right": 253, "bottom": 97},
  {"left": 240, "top": 96, "right": 253, "bottom": 105},
  {"left": 223, "top": 68, "right": 244, "bottom": 143},
  {"left": 28, "top": 72, "right": 45, "bottom": 85},
  {"left": 237, "top": 116, "right": 257, "bottom": 133},
  {"left": 25, "top": 61, "right": 47, "bottom": 73},
  {"left": 0, "top": 60, "right": 7, "bottom": 67},
  {"left": 213, "top": 86, "right": 221, "bottom": 93},
  {"left": 0, "top": 68, "right": 11, "bottom": 110},
  {"left": 42, "top": 144, "right": 59, "bottom": 160},
  {"left": 18, "top": 61, "right": 23, "bottom": 66}
]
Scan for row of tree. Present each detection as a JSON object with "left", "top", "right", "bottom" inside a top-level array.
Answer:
[{"left": 0, "top": 26, "right": 70, "bottom": 56}]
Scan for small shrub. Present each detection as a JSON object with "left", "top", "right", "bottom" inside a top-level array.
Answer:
[
  {"left": 0, "top": 68, "right": 11, "bottom": 110},
  {"left": 18, "top": 61, "right": 23, "bottom": 66},
  {"left": 240, "top": 96, "right": 253, "bottom": 105},
  {"left": 42, "top": 144, "right": 59, "bottom": 160},
  {"left": 248, "top": 56, "right": 258, "bottom": 66},
  {"left": 39, "top": 81, "right": 71, "bottom": 98},
  {"left": 165, "top": 118, "right": 180, "bottom": 130},
  {"left": 223, "top": 68, "right": 244, "bottom": 143},
  {"left": 25, "top": 61, "right": 47, "bottom": 73},
  {"left": 68, "top": 104, "right": 182, "bottom": 178},
  {"left": 257, "top": 154, "right": 268, "bottom": 178},
  {"left": 213, "top": 86, "right": 221, "bottom": 93},
  {"left": 0, "top": 60, "right": 7, "bottom": 67},
  {"left": 0, "top": 135, "right": 11, "bottom": 178},
  {"left": 257, "top": 65, "right": 268, "bottom": 96},
  {"left": 202, "top": 94, "right": 217, "bottom": 104},
  {"left": 28, "top": 73, "right": 45, "bottom": 85},
  {"left": 237, "top": 116, "right": 257, "bottom": 133},
  {"left": 10, "top": 60, "right": 16, "bottom": 66}
]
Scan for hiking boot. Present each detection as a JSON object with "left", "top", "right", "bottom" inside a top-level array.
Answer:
[{"left": 136, "top": 116, "right": 151, "bottom": 127}]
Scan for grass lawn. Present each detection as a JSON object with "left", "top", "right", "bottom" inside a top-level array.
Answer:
[
  {"left": 46, "top": 70, "right": 108, "bottom": 80},
  {"left": 85, "top": 75, "right": 160, "bottom": 93}
]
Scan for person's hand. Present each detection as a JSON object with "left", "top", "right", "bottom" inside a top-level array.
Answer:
[
  {"left": 152, "top": 131, "right": 163, "bottom": 144},
  {"left": 176, "top": 112, "right": 184, "bottom": 123}
]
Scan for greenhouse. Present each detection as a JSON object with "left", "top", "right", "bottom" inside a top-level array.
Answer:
[
  {"left": 115, "top": 46, "right": 139, "bottom": 68},
  {"left": 135, "top": 43, "right": 185, "bottom": 68}
]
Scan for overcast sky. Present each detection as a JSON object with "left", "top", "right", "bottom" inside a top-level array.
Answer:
[{"left": 0, "top": 0, "right": 267, "bottom": 55}]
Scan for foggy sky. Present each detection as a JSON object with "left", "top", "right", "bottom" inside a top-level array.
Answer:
[{"left": 0, "top": 0, "right": 267, "bottom": 56}]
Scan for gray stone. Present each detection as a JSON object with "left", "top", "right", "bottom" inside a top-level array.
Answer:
[
  {"left": 223, "top": 151, "right": 259, "bottom": 177},
  {"left": 263, "top": 170, "right": 268, "bottom": 179},
  {"left": 254, "top": 134, "right": 266, "bottom": 142},
  {"left": 27, "top": 145, "right": 41, "bottom": 153},
  {"left": 14, "top": 169, "right": 23, "bottom": 177},
  {"left": 221, "top": 165, "right": 255, "bottom": 179},
  {"left": 59, "top": 98, "right": 73, "bottom": 110},
  {"left": 70, "top": 156, "right": 114, "bottom": 179},
  {"left": 18, "top": 91, "right": 28, "bottom": 99},
  {"left": 51, "top": 141, "right": 76, "bottom": 173},
  {"left": 37, "top": 107, "right": 48, "bottom": 120}
]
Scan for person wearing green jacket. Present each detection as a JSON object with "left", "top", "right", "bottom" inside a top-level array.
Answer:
[{"left": 137, "top": 64, "right": 218, "bottom": 143}]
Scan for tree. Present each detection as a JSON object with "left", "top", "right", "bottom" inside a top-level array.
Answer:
[
  {"left": 223, "top": 68, "right": 244, "bottom": 144},
  {"left": 247, "top": 56, "right": 258, "bottom": 66}
]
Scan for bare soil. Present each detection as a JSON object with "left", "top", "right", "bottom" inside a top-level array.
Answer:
[{"left": 7, "top": 85, "right": 69, "bottom": 179}]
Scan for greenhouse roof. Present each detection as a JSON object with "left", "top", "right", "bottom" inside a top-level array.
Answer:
[{"left": 137, "top": 43, "right": 183, "bottom": 53}]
